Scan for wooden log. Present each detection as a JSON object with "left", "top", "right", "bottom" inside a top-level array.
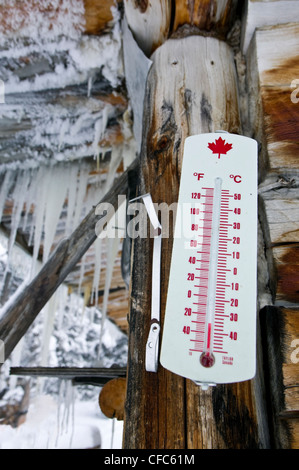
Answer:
[
  {"left": 172, "top": 0, "right": 238, "bottom": 37},
  {"left": 260, "top": 307, "right": 299, "bottom": 448},
  {"left": 0, "top": 159, "right": 138, "bottom": 362},
  {"left": 258, "top": 173, "right": 299, "bottom": 303},
  {"left": 246, "top": 23, "right": 299, "bottom": 177},
  {"left": 123, "top": 35, "right": 268, "bottom": 449},
  {"left": 84, "top": 0, "right": 121, "bottom": 35},
  {"left": 124, "top": 0, "right": 172, "bottom": 56},
  {"left": 0, "top": 73, "right": 127, "bottom": 166},
  {"left": 241, "top": 0, "right": 299, "bottom": 55},
  {"left": 99, "top": 377, "right": 127, "bottom": 420}
]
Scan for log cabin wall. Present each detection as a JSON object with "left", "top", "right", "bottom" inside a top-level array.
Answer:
[{"left": 123, "top": 0, "right": 299, "bottom": 449}]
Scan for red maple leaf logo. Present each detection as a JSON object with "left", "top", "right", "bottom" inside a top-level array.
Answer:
[{"left": 208, "top": 137, "right": 233, "bottom": 159}]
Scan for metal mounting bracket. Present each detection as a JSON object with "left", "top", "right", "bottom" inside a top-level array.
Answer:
[{"left": 129, "top": 193, "right": 162, "bottom": 373}]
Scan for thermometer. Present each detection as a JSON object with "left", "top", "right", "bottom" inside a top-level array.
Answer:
[{"left": 160, "top": 132, "right": 258, "bottom": 389}]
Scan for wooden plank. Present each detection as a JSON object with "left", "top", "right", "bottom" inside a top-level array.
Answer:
[
  {"left": 0, "top": 159, "right": 137, "bottom": 362},
  {"left": 260, "top": 307, "right": 299, "bottom": 448},
  {"left": 246, "top": 23, "right": 299, "bottom": 175},
  {"left": 172, "top": 0, "right": 238, "bottom": 37},
  {"left": 241, "top": 0, "right": 299, "bottom": 54},
  {"left": 123, "top": 34, "right": 268, "bottom": 449}
]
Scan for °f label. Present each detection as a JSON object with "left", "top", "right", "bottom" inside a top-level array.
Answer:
[{"left": 160, "top": 133, "right": 258, "bottom": 385}]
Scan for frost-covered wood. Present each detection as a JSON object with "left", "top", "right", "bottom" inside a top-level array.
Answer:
[
  {"left": 241, "top": 0, "right": 299, "bottom": 54},
  {"left": 0, "top": 159, "right": 137, "bottom": 362},
  {"left": 0, "top": 0, "right": 120, "bottom": 39},
  {"left": 0, "top": 56, "right": 126, "bottom": 166},
  {"left": 123, "top": 35, "right": 268, "bottom": 449},
  {"left": 0, "top": 0, "right": 125, "bottom": 167}
]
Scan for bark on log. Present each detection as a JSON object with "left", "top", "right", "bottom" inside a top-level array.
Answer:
[
  {"left": 123, "top": 35, "right": 268, "bottom": 449},
  {"left": 0, "top": 159, "right": 138, "bottom": 362}
]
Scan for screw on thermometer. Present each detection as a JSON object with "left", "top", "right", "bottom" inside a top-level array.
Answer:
[{"left": 160, "top": 132, "right": 258, "bottom": 388}]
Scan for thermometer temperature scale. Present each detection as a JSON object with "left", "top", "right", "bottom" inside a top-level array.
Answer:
[{"left": 160, "top": 132, "right": 258, "bottom": 389}]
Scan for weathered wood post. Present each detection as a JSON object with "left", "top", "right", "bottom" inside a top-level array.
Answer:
[
  {"left": 123, "top": 0, "right": 268, "bottom": 449},
  {"left": 246, "top": 20, "right": 299, "bottom": 448}
]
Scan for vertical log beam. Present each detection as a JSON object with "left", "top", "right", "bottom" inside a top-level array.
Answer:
[{"left": 124, "top": 33, "right": 267, "bottom": 448}]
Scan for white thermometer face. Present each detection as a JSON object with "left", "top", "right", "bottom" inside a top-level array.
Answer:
[{"left": 160, "top": 133, "right": 258, "bottom": 386}]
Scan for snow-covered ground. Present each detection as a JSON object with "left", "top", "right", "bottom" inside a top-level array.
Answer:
[
  {"left": 0, "top": 232, "right": 128, "bottom": 449},
  {"left": 0, "top": 394, "right": 123, "bottom": 449}
]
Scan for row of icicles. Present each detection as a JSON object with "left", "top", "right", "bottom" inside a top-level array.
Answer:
[{"left": 0, "top": 156, "right": 125, "bottom": 367}]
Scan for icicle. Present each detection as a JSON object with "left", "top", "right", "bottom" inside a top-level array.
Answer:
[
  {"left": 58, "top": 119, "right": 70, "bottom": 151},
  {"left": 55, "top": 380, "right": 64, "bottom": 447},
  {"left": 40, "top": 292, "right": 59, "bottom": 366},
  {"left": 56, "top": 284, "right": 69, "bottom": 330},
  {"left": 103, "top": 147, "right": 123, "bottom": 194},
  {"left": 87, "top": 76, "right": 93, "bottom": 97},
  {"left": 9, "top": 337, "right": 25, "bottom": 389},
  {"left": 92, "top": 107, "right": 110, "bottom": 164},
  {"left": 90, "top": 237, "right": 102, "bottom": 315},
  {"left": 21, "top": 168, "right": 37, "bottom": 233},
  {"left": 65, "top": 164, "right": 79, "bottom": 236},
  {"left": 72, "top": 165, "right": 89, "bottom": 229},
  {"left": 1, "top": 170, "right": 31, "bottom": 291},
  {"left": 69, "top": 384, "right": 75, "bottom": 449},
  {"left": 0, "top": 169, "right": 14, "bottom": 224},
  {"left": 7, "top": 171, "right": 30, "bottom": 260},
  {"left": 97, "top": 233, "right": 120, "bottom": 363},
  {"left": 110, "top": 418, "right": 116, "bottom": 449},
  {"left": 55, "top": 379, "right": 75, "bottom": 448},
  {"left": 42, "top": 166, "right": 68, "bottom": 263},
  {"left": 77, "top": 252, "right": 87, "bottom": 300},
  {"left": 30, "top": 166, "right": 49, "bottom": 278}
]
